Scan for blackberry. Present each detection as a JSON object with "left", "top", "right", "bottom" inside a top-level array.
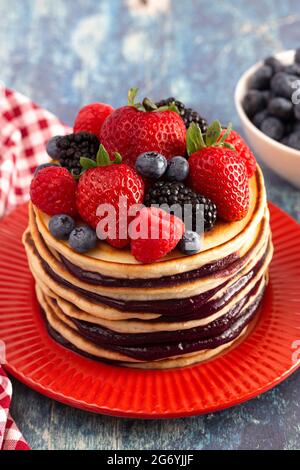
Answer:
[
  {"left": 56, "top": 132, "right": 100, "bottom": 175},
  {"left": 144, "top": 181, "right": 217, "bottom": 232},
  {"left": 156, "top": 97, "right": 208, "bottom": 132}
]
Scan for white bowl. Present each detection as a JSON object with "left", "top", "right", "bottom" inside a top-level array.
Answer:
[{"left": 235, "top": 49, "right": 300, "bottom": 189}]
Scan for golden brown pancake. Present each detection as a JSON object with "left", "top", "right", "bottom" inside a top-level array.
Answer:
[
  {"left": 26, "top": 197, "right": 270, "bottom": 300},
  {"left": 23, "top": 165, "right": 272, "bottom": 369},
  {"left": 31, "top": 166, "right": 266, "bottom": 278},
  {"left": 36, "top": 285, "right": 259, "bottom": 369}
]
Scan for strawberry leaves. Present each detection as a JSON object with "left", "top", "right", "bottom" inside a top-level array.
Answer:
[
  {"left": 205, "top": 121, "right": 222, "bottom": 146},
  {"left": 186, "top": 120, "right": 234, "bottom": 156},
  {"left": 186, "top": 122, "right": 206, "bottom": 155},
  {"left": 80, "top": 145, "right": 122, "bottom": 172},
  {"left": 80, "top": 157, "right": 97, "bottom": 170}
]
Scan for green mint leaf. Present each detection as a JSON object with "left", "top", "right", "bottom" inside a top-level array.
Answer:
[
  {"left": 114, "top": 152, "right": 122, "bottom": 163},
  {"left": 186, "top": 122, "right": 206, "bottom": 155},
  {"left": 128, "top": 87, "right": 139, "bottom": 106},
  {"left": 96, "top": 144, "right": 111, "bottom": 166},
  {"left": 223, "top": 142, "right": 235, "bottom": 150},
  {"left": 205, "top": 120, "right": 222, "bottom": 146},
  {"left": 217, "top": 122, "right": 233, "bottom": 145},
  {"left": 80, "top": 157, "right": 97, "bottom": 170}
]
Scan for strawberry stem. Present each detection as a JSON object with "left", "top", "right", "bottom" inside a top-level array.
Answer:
[
  {"left": 127, "top": 88, "right": 179, "bottom": 114},
  {"left": 128, "top": 87, "right": 139, "bottom": 106},
  {"left": 142, "top": 97, "right": 158, "bottom": 111}
]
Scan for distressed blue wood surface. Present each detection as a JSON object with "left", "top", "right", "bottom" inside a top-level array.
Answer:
[{"left": 0, "top": 0, "right": 299, "bottom": 450}]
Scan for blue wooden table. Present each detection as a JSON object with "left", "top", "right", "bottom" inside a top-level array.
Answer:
[{"left": 1, "top": 0, "right": 299, "bottom": 450}]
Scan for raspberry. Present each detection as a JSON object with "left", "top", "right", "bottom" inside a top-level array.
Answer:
[
  {"left": 30, "top": 166, "right": 77, "bottom": 216},
  {"left": 73, "top": 103, "right": 114, "bottom": 139},
  {"left": 130, "top": 207, "right": 185, "bottom": 263}
]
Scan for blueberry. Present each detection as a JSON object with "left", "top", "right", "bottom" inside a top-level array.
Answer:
[
  {"left": 295, "top": 48, "right": 300, "bottom": 64},
  {"left": 242, "top": 90, "right": 267, "bottom": 117},
  {"left": 270, "top": 72, "right": 298, "bottom": 99},
  {"left": 287, "top": 132, "right": 300, "bottom": 150},
  {"left": 285, "top": 121, "right": 295, "bottom": 135},
  {"left": 268, "top": 97, "right": 293, "bottom": 120},
  {"left": 179, "top": 231, "right": 202, "bottom": 255},
  {"left": 284, "top": 63, "right": 300, "bottom": 77},
  {"left": 135, "top": 152, "right": 167, "bottom": 179},
  {"left": 261, "top": 90, "right": 272, "bottom": 101},
  {"left": 249, "top": 65, "right": 273, "bottom": 90},
  {"left": 293, "top": 120, "right": 300, "bottom": 132},
  {"left": 264, "top": 56, "right": 283, "bottom": 74},
  {"left": 280, "top": 135, "right": 290, "bottom": 146},
  {"left": 252, "top": 109, "right": 269, "bottom": 128},
  {"left": 165, "top": 156, "right": 189, "bottom": 182},
  {"left": 49, "top": 214, "right": 75, "bottom": 240},
  {"left": 69, "top": 225, "right": 97, "bottom": 253},
  {"left": 34, "top": 162, "right": 59, "bottom": 176},
  {"left": 294, "top": 103, "right": 300, "bottom": 120},
  {"left": 260, "top": 116, "right": 285, "bottom": 140},
  {"left": 46, "top": 135, "right": 61, "bottom": 158}
]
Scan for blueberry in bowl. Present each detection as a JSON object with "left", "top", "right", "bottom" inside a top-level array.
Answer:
[{"left": 235, "top": 49, "right": 300, "bottom": 188}]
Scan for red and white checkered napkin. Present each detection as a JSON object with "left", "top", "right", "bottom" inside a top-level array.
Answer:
[
  {"left": 0, "top": 87, "right": 72, "bottom": 449},
  {"left": 0, "top": 87, "right": 71, "bottom": 217},
  {"left": 0, "top": 368, "right": 30, "bottom": 450}
]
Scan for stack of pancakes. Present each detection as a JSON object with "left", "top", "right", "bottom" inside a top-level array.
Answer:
[{"left": 23, "top": 166, "right": 273, "bottom": 369}]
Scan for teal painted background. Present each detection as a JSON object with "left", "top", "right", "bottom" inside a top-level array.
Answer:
[{"left": 1, "top": 0, "right": 299, "bottom": 450}]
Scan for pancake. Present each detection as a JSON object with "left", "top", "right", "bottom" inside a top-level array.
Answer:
[
  {"left": 23, "top": 165, "right": 272, "bottom": 369},
  {"left": 49, "top": 273, "right": 268, "bottom": 334},
  {"left": 36, "top": 285, "right": 260, "bottom": 369},
  {"left": 24, "top": 228, "right": 272, "bottom": 318},
  {"left": 39, "top": 275, "right": 266, "bottom": 345},
  {"left": 29, "top": 197, "right": 270, "bottom": 295},
  {"left": 26, "top": 207, "right": 270, "bottom": 301},
  {"left": 31, "top": 166, "right": 266, "bottom": 278}
]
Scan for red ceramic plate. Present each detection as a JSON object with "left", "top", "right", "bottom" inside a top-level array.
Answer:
[{"left": 0, "top": 202, "right": 299, "bottom": 418}]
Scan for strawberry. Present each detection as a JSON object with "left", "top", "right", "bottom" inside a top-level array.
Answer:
[
  {"left": 30, "top": 166, "right": 77, "bottom": 216},
  {"left": 74, "top": 102, "right": 114, "bottom": 139},
  {"left": 76, "top": 146, "right": 144, "bottom": 248},
  {"left": 130, "top": 207, "right": 185, "bottom": 263},
  {"left": 220, "top": 129, "right": 256, "bottom": 177},
  {"left": 100, "top": 88, "right": 186, "bottom": 167},
  {"left": 187, "top": 121, "right": 250, "bottom": 221}
]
